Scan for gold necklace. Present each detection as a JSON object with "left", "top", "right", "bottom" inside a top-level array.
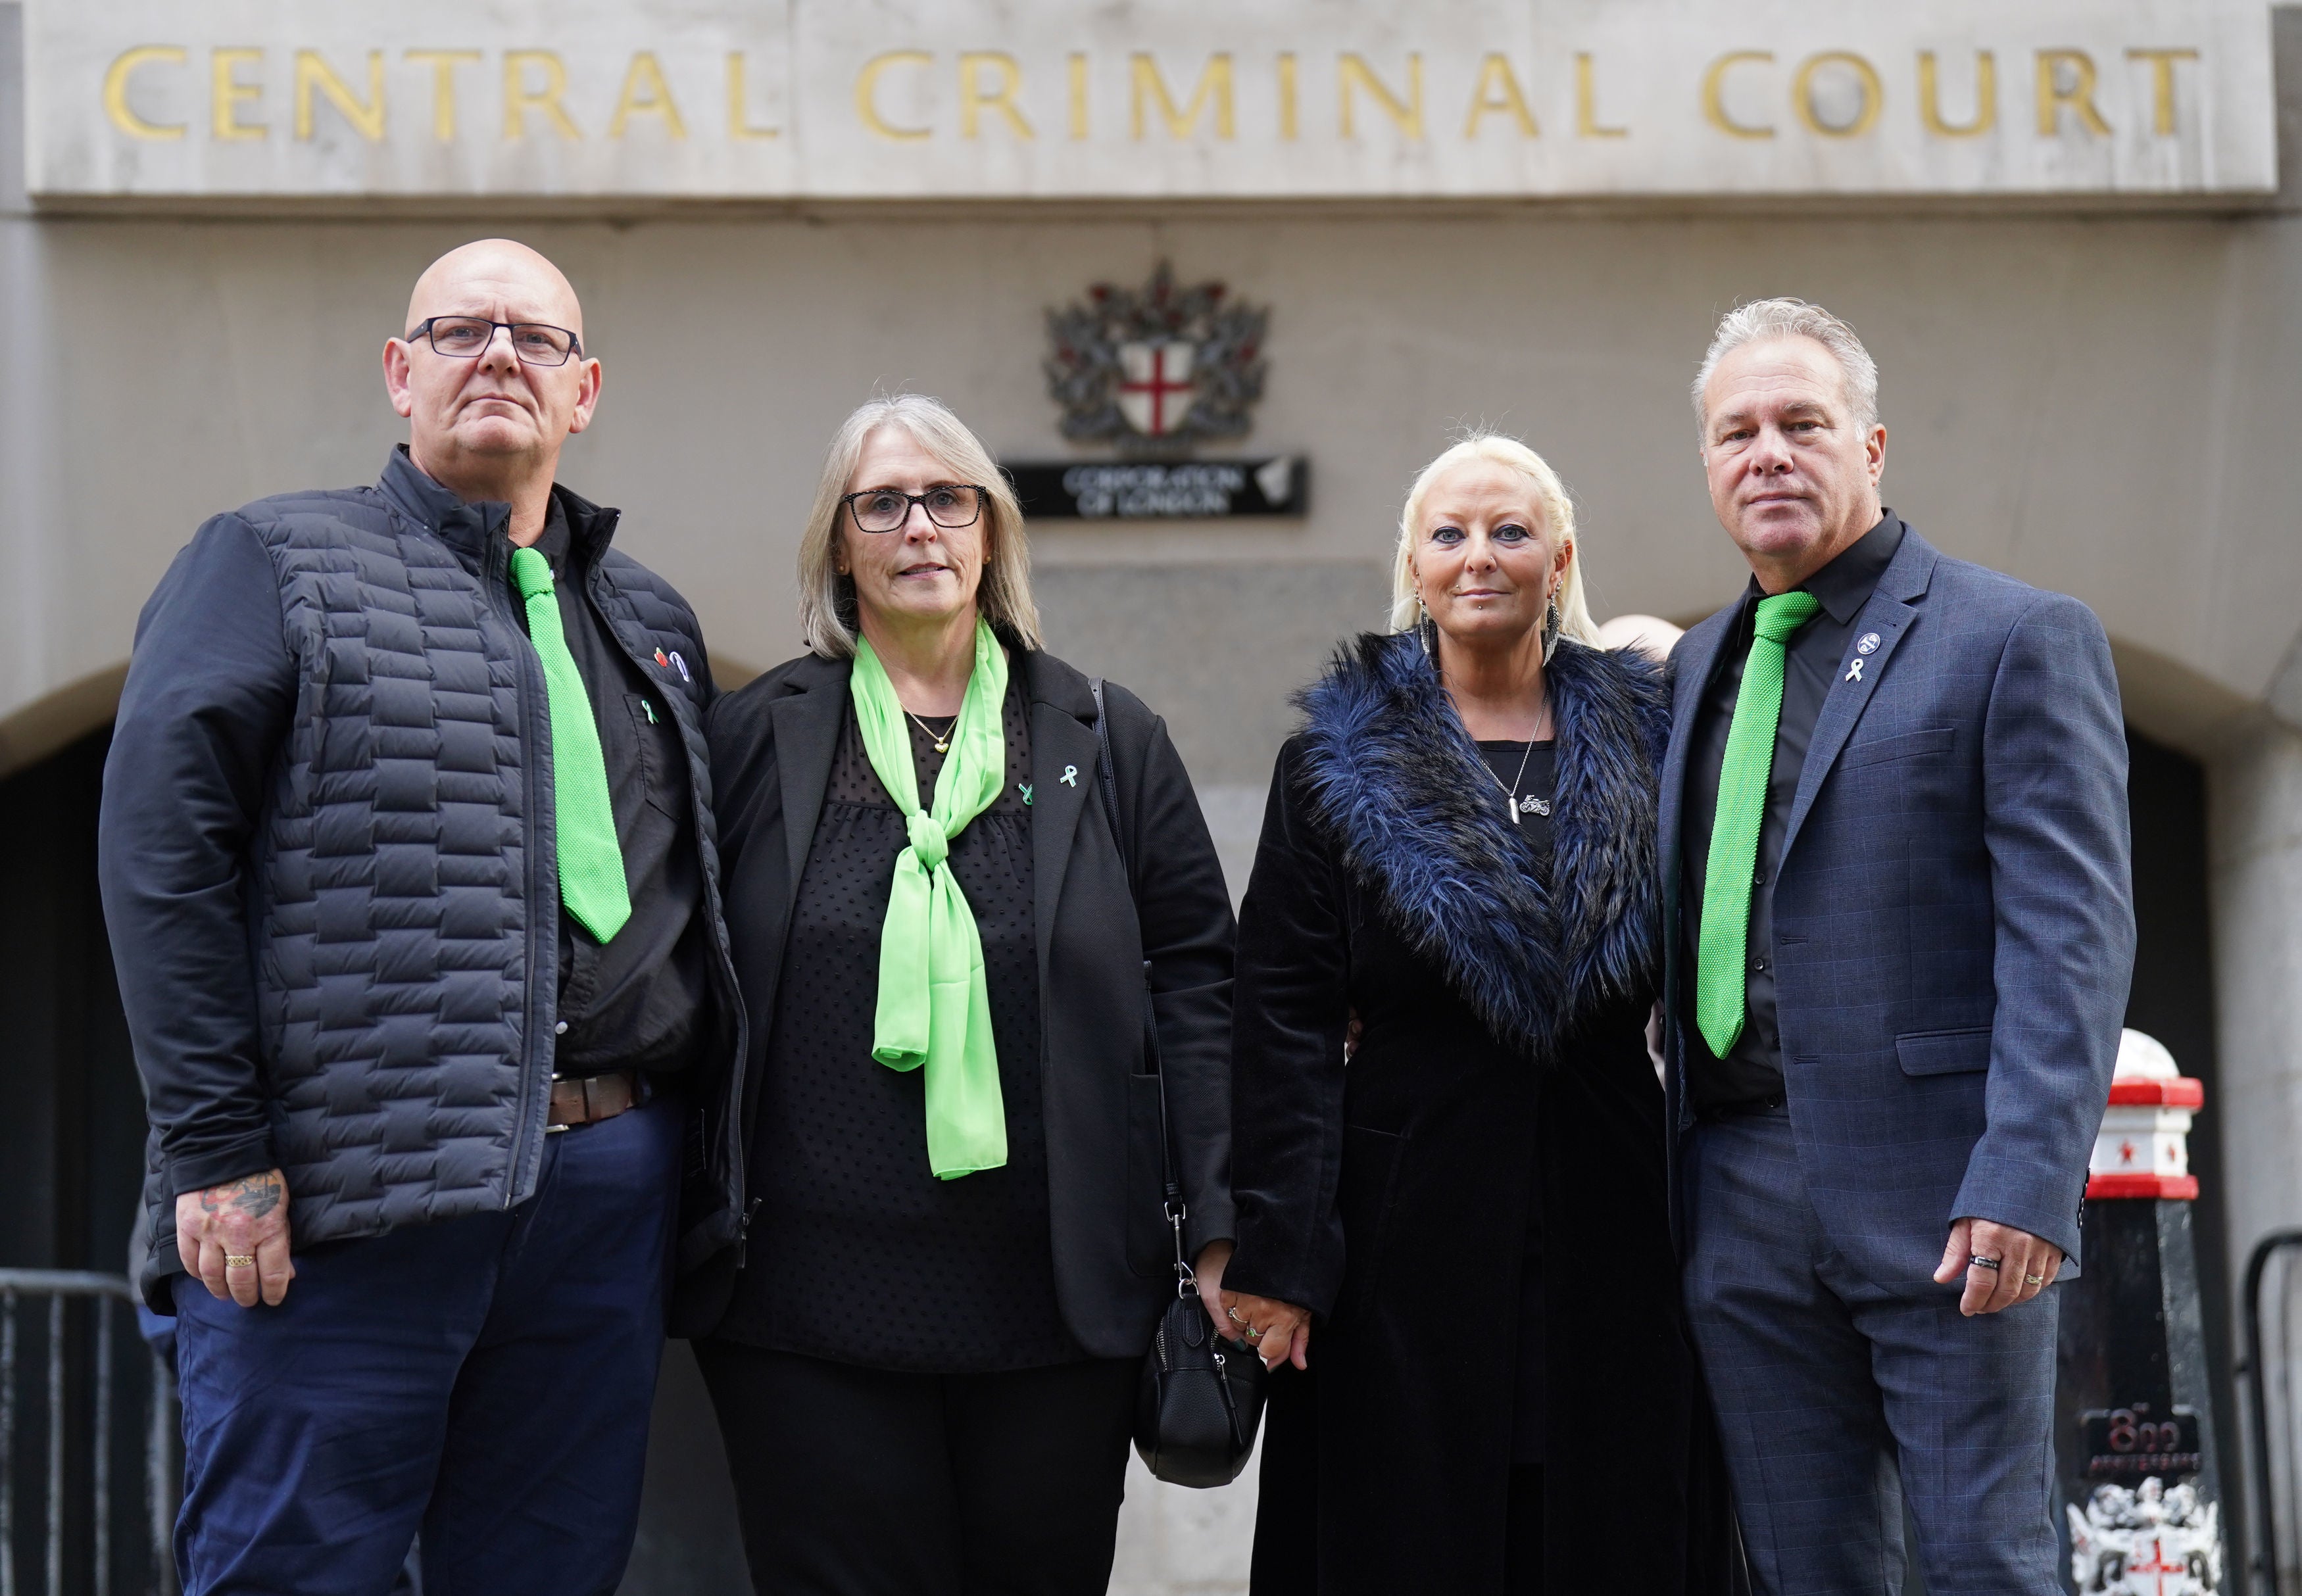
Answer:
[{"left": 905, "top": 708, "right": 958, "bottom": 754}]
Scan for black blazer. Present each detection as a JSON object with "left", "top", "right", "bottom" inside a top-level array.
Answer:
[{"left": 673, "top": 644, "right": 1237, "bottom": 1357}]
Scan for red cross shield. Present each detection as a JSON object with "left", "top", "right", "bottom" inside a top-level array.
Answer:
[{"left": 1117, "top": 341, "right": 1196, "bottom": 437}]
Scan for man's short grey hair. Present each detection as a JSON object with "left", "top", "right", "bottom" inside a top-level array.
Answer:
[{"left": 1690, "top": 297, "right": 1880, "bottom": 437}]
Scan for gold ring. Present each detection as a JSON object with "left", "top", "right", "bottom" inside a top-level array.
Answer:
[
  {"left": 224, "top": 1255, "right": 256, "bottom": 1269},
  {"left": 2024, "top": 1273, "right": 2045, "bottom": 1286}
]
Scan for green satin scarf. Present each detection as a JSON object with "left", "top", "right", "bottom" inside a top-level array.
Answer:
[{"left": 850, "top": 619, "right": 1011, "bottom": 1178}]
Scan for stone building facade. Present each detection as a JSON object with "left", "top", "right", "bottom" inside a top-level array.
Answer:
[{"left": 2, "top": 3, "right": 2299, "bottom": 1589}]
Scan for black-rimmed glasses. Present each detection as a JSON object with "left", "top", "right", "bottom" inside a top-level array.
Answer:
[
  {"left": 841, "top": 485, "right": 989, "bottom": 534},
  {"left": 405, "top": 317, "right": 585, "bottom": 367}
]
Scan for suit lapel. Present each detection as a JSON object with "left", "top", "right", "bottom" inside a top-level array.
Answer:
[
  {"left": 1659, "top": 598, "right": 1746, "bottom": 942},
  {"left": 1778, "top": 531, "right": 1938, "bottom": 865},
  {"left": 1658, "top": 598, "right": 1744, "bottom": 1136},
  {"left": 1030, "top": 694, "right": 1099, "bottom": 959},
  {"left": 770, "top": 667, "right": 847, "bottom": 911}
]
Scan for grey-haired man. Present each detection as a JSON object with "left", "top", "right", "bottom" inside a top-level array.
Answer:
[{"left": 1659, "top": 299, "right": 2134, "bottom": 1593}]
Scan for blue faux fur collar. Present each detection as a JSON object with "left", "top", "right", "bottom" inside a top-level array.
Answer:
[{"left": 1293, "top": 631, "right": 1669, "bottom": 1063}]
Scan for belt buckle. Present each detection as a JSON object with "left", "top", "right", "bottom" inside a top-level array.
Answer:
[
  {"left": 546, "top": 1070, "right": 640, "bottom": 1133},
  {"left": 547, "top": 1072, "right": 582, "bottom": 1134}
]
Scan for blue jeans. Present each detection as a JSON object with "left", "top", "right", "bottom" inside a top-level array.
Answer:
[{"left": 170, "top": 1092, "right": 681, "bottom": 1596}]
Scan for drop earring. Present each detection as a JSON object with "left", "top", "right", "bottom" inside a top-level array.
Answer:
[
  {"left": 1541, "top": 588, "right": 1562, "bottom": 665},
  {"left": 1415, "top": 594, "right": 1437, "bottom": 660}
]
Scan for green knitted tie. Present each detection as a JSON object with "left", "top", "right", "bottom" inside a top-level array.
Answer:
[
  {"left": 1696, "top": 589, "right": 1822, "bottom": 1057},
  {"left": 510, "top": 546, "right": 631, "bottom": 944}
]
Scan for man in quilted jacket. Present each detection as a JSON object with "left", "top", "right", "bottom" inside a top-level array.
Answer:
[{"left": 97, "top": 239, "right": 743, "bottom": 1596}]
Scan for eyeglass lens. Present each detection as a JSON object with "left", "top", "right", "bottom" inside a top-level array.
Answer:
[
  {"left": 850, "top": 487, "right": 984, "bottom": 533},
  {"left": 422, "top": 318, "right": 578, "bottom": 367}
]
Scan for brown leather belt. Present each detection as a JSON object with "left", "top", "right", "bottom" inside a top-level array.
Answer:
[{"left": 547, "top": 1069, "right": 643, "bottom": 1131}]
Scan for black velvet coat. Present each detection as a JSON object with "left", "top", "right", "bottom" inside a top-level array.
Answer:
[{"left": 1227, "top": 633, "right": 1737, "bottom": 1595}]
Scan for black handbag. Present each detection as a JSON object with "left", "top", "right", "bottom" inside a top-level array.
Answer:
[{"left": 1090, "top": 679, "right": 1266, "bottom": 1489}]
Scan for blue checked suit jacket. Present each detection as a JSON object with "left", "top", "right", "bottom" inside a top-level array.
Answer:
[{"left": 1659, "top": 526, "right": 2134, "bottom": 1284}]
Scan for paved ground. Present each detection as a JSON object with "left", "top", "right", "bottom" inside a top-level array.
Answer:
[{"left": 1110, "top": 1446, "right": 1258, "bottom": 1596}]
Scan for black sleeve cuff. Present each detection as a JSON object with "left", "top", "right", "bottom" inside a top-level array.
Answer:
[{"left": 166, "top": 1135, "right": 278, "bottom": 1199}]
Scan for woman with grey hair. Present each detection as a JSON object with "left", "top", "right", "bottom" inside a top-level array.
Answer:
[
  {"left": 681, "top": 394, "right": 1238, "bottom": 1592},
  {"left": 1221, "top": 433, "right": 1736, "bottom": 1593}
]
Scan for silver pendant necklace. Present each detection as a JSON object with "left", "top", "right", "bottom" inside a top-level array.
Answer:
[
  {"left": 906, "top": 708, "right": 958, "bottom": 754},
  {"left": 1478, "top": 700, "right": 1554, "bottom": 825}
]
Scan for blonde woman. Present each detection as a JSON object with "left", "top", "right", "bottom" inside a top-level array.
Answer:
[
  {"left": 681, "top": 395, "right": 1237, "bottom": 1593},
  {"left": 1221, "top": 435, "right": 1734, "bottom": 1593}
]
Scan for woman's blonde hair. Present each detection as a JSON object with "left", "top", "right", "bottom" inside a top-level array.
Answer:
[
  {"left": 796, "top": 394, "right": 1042, "bottom": 660},
  {"left": 1388, "top": 431, "right": 1600, "bottom": 647}
]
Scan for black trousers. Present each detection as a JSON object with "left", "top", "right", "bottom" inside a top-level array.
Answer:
[
  {"left": 1504, "top": 1466, "right": 1544, "bottom": 1594},
  {"left": 694, "top": 1342, "right": 1139, "bottom": 1596}
]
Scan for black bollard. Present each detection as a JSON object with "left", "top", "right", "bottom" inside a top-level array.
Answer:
[{"left": 2055, "top": 1031, "right": 2226, "bottom": 1594}]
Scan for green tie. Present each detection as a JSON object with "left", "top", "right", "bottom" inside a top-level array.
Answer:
[
  {"left": 1695, "top": 589, "right": 1822, "bottom": 1058},
  {"left": 510, "top": 546, "right": 631, "bottom": 944}
]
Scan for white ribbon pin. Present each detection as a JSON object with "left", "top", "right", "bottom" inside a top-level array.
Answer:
[
  {"left": 1845, "top": 657, "right": 1865, "bottom": 683},
  {"left": 1062, "top": 765, "right": 1079, "bottom": 786}
]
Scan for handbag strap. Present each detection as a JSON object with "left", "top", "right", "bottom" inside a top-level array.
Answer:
[{"left": 1090, "top": 679, "right": 1194, "bottom": 1299}]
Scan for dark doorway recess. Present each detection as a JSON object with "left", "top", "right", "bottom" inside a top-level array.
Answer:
[
  {"left": 2121, "top": 727, "right": 2241, "bottom": 1576},
  {"left": 0, "top": 723, "right": 143, "bottom": 1274},
  {"left": 0, "top": 722, "right": 169, "bottom": 1596}
]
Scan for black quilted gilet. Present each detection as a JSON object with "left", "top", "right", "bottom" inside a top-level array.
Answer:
[{"left": 143, "top": 451, "right": 738, "bottom": 1255}]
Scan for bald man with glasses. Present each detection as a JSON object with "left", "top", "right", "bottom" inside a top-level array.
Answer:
[{"left": 99, "top": 239, "right": 743, "bottom": 1596}]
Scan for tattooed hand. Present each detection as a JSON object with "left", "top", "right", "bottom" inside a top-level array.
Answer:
[{"left": 175, "top": 1169, "right": 295, "bottom": 1308}]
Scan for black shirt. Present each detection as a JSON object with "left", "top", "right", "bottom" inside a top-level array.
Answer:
[
  {"left": 517, "top": 499, "right": 710, "bottom": 1076},
  {"left": 722, "top": 677, "right": 1079, "bottom": 1373},
  {"left": 1678, "top": 513, "right": 1904, "bottom": 1114},
  {"left": 1479, "top": 737, "right": 1555, "bottom": 1466}
]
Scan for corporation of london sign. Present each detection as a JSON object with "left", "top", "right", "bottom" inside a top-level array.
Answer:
[
  {"left": 1008, "top": 262, "right": 1306, "bottom": 522},
  {"left": 24, "top": 0, "right": 2274, "bottom": 202}
]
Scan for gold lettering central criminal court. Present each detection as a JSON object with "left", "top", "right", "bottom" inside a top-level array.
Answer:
[{"left": 96, "top": 45, "right": 2201, "bottom": 148}]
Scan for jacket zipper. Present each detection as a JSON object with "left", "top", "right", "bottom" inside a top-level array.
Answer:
[{"left": 493, "top": 526, "right": 555, "bottom": 1208}]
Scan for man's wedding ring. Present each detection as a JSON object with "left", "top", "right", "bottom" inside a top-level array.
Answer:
[
  {"left": 224, "top": 1255, "right": 255, "bottom": 1269},
  {"left": 1968, "top": 1255, "right": 2002, "bottom": 1271}
]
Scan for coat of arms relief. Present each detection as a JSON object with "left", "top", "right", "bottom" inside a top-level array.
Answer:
[
  {"left": 2069, "top": 1478, "right": 2223, "bottom": 1595},
  {"left": 1043, "top": 261, "right": 1268, "bottom": 454}
]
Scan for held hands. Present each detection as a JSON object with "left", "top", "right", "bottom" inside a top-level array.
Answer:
[
  {"left": 1194, "top": 1238, "right": 1311, "bottom": 1369},
  {"left": 1934, "top": 1216, "right": 2061, "bottom": 1317},
  {"left": 1220, "top": 1288, "right": 1313, "bottom": 1372},
  {"left": 1194, "top": 1240, "right": 1236, "bottom": 1343},
  {"left": 176, "top": 1169, "right": 295, "bottom": 1308}
]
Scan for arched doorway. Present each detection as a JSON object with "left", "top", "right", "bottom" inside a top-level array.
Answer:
[{"left": 0, "top": 723, "right": 143, "bottom": 1274}]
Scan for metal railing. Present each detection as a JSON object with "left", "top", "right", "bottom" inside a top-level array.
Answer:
[
  {"left": 2245, "top": 1230, "right": 2302, "bottom": 1596},
  {"left": 0, "top": 1272, "right": 175, "bottom": 1596}
]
